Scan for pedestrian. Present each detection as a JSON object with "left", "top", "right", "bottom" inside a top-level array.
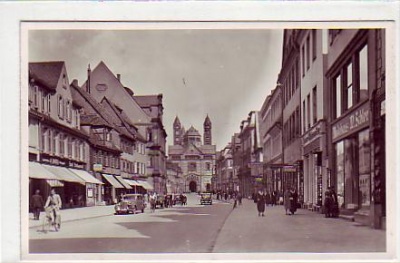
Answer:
[
  {"left": 271, "top": 191, "right": 276, "bottom": 206},
  {"left": 149, "top": 193, "right": 156, "bottom": 212},
  {"left": 238, "top": 192, "right": 242, "bottom": 205},
  {"left": 44, "top": 188, "right": 62, "bottom": 230},
  {"left": 30, "top": 189, "right": 44, "bottom": 220},
  {"left": 224, "top": 192, "right": 228, "bottom": 201},
  {"left": 232, "top": 194, "right": 237, "bottom": 209},
  {"left": 256, "top": 192, "right": 266, "bottom": 217},
  {"left": 284, "top": 189, "right": 291, "bottom": 215},
  {"left": 324, "top": 189, "right": 333, "bottom": 218},
  {"left": 329, "top": 186, "right": 339, "bottom": 217},
  {"left": 289, "top": 187, "right": 298, "bottom": 215}
]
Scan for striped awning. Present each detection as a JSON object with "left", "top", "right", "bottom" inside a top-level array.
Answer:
[
  {"left": 137, "top": 181, "right": 154, "bottom": 191},
  {"left": 123, "top": 179, "right": 141, "bottom": 186},
  {"left": 102, "top": 174, "right": 124, "bottom": 189},
  {"left": 29, "top": 162, "right": 59, "bottom": 180},
  {"left": 68, "top": 168, "right": 104, "bottom": 185},
  {"left": 42, "top": 164, "right": 85, "bottom": 185},
  {"left": 115, "top": 176, "right": 133, "bottom": 189}
]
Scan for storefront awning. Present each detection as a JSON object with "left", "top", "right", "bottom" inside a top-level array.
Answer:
[
  {"left": 102, "top": 174, "right": 124, "bottom": 189},
  {"left": 29, "top": 162, "right": 59, "bottom": 180},
  {"left": 137, "top": 181, "right": 154, "bottom": 191},
  {"left": 42, "top": 164, "right": 86, "bottom": 185},
  {"left": 46, "top": 179, "right": 64, "bottom": 187},
  {"left": 115, "top": 176, "right": 133, "bottom": 189},
  {"left": 68, "top": 168, "right": 104, "bottom": 185},
  {"left": 124, "top": 179, "right": 141, "bottom": 186}
]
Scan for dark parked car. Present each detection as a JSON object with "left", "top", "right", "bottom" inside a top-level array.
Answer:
[
  {"left": 114, "top": 194, "right": 146, "bottom": 215},
  {"left": 200, "top": 192, "right": 212, "bottom": 205},
  {"left": 155, "top": 195, "right": 165, "bottom": 208}
]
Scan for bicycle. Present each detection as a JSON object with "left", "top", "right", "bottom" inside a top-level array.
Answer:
[{"left": 41, "top": 206, "right": 61, "bottom": 233}]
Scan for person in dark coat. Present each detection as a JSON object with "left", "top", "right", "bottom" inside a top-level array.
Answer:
[
  {"left": 284, "top": 189, "right": 291, "bottom": 215},
  {"left": 256, "top": 192, "right": 266, "bottom": 217},
  {"left": 289, "top": 187, "right": 298, "bottom": 215},
  {"left": 31, "top": 189, "right": 44, "bottom": 220},
  {"left": 271, "top": 191, "right": 277, "bottom": 206},
  {"left": 265, "top": 192, "right": 271, "bottom": 206}
]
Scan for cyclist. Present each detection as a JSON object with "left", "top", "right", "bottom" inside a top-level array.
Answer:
[{"left": 44, "top": 188, "right": 62, "bottom": 231}]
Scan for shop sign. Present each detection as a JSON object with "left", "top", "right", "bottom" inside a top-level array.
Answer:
[
  {"left": 250, "top": 162, "right": 263, "bottom": 177},
  {"left": 93, "top": 164, "right": 103, "bottom": 172},
  {"left": 303, "top": 121, "right": 324, "bottom": 145},
  {"left": 332, "top": 103, "right": 369, "bottom": 140}
]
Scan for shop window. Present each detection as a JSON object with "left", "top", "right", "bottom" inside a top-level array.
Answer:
[
  {"left": 336, "top": 141, "right": 345, "bottom": 209},
  {"left": 358, "top": 129, "right": 371, "bottom": 208}
]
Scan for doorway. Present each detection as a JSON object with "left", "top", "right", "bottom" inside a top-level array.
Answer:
[{"left": 189, "top": 181, "right": 197, "bottom": 192}]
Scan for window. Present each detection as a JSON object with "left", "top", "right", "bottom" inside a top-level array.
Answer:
[
  {"left": 335, "top": 141, "right": 345, "bottom": 208},
  {"left": 188, "top": 162, "right": 197, "bottom": 172},
  {"left": 346, "top": 62, "right": 354, "bottom": 110},
  {"left": 41, "top": 90, "right": 46, "bottom": 113},
  {"left": 58, "top": 96, "right": 63, "bottom": 119},
  {"left": 206, "top": 162, "right": 211, "bottom": 171},
  {"left": 33, "top": 85, "right": 39, "bottom": 108},
  {"left": 49, "top": 129, "right": 53, "bottom": 154},
  {"left": 59, "top": 133, "right": 64, "bottom": 156},
  {"left": 302, "top": 46, "right": 305, "bottom": 76},
  {"left": 41, "top": 128, "right": 47, "bottom": 152},
  {"left": 75, "top": 109, "right": 80, "bottom": 128},
  {"left": 312, "top": 29, "right": 317, "bottom": 60},
  {"left": 47, "top": 94, "right": 51, "bottom": 114},
  {"left": 335, "top": 75, "right": 342, "bottom": 118},
  {"left": 312, "top": 86, "right": 317, "bottom": 124},
  {"left": 306, "top": 35, "right": 310, "bottom": 70},
  {"left": 307, "top": 94, "right": 311, "bottom": 129},
  {"left": 303, "top": 100, "right": 306, "bottom": 133},
  {"left": 66, "top": 100, "right": 71, "bottom": 122},
  {"left": 358, "top": 129, "right": 371, "bottom": 207}
]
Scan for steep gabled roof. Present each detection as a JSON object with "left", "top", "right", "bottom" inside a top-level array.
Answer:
[
  {"left": 29, "top": 61, "right": 65, "bottom": 91},
  {"left": 133, "top": 94, "right": 162, "bottom": 108}
]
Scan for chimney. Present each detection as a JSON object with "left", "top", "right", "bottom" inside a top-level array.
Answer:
[
  {"left": 87, "top": 64, "right": 91, "bottom": 93},
  {"left": 117, "top": 74, "right": 121, "bottom": 82}
]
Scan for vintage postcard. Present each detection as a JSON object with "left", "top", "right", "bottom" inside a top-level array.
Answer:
[{"left": 1, "top": 1, "right": 399, "bottom": 263}]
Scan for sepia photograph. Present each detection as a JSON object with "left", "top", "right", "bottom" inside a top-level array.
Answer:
[{"left": 0, "top": 1, "right": 399, "bottom": 263}]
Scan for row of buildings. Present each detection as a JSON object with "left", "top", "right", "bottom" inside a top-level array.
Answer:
[
  {"left": 215, "top": 29, "right": 386, "bottom": 229},
  {"left": 28, "top": 61, "right": 183, "bottom": 207}
]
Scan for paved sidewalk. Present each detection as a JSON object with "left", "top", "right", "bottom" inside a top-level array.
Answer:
[
  {"left": 29, "top": 205, "right": 115, "bottom": 229},
  {"left": 212, "top": 199, "right": 386, "bottom": 253}
]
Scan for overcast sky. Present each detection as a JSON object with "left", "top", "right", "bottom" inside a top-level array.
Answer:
[{"left": 29, "top": 29, "right": 283, "bottom": 151}]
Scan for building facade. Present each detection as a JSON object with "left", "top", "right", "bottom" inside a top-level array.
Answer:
[
  {"left": 326, "top": 29, "right": 386, "bottom": 228},
  {"left": 215, "top": 143, "right": 234, "bottom": 193},
  {"left": 28, "top": 62, "right": 103, "bottom": 208},
  {"left": 237, "top": 111, "right": 263, "bottom": 197},
  {"left": 260, "top": 84, "right": 283, "bottom": 195},
  {"left": 168, "top": 116, "right": 216, "bottom": 193},
  {"left": 280, "top": 30, "right": 303, "bottom": 201},
  {"left": 299, "top": 29, "right": 329, "bottom": 210}
]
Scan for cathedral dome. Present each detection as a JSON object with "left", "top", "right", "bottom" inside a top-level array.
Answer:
[{"left": 185, "top": 126, "right": 201, "bottom": 137}]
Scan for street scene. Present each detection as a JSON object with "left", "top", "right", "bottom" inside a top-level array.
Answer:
[{"left": 27, "top": 27, "right": 386, "bottom": 255}]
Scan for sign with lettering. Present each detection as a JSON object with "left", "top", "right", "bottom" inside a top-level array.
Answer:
[
  {"left": 332, "top": 103, "right": 369, "bottom": 141},
  {"left": 303, "top": 121, "right": 325, "bottom": 145},
  {"left": 93, "top": 164, "right": 103, "bottom": 172}
]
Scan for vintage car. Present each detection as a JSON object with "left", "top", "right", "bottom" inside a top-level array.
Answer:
[
  {"left": 155, "top": 195, "right": 165, "bottom": 209},
  {"left": 200, "top": 192, "right": 213, "bottom": 205},
  {"left": 114, "top": 194, "right": 146, "bottom": 215}
]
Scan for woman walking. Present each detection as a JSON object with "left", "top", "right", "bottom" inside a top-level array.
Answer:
[
  {"left": 289, "top": 187, "right": 298, "bottom": 215},
  {"left": 256, "top": 192, "right": 266, "bottom": 217},
  {"left": 284, "top": 189, "right": 291, "bottom": 215}
]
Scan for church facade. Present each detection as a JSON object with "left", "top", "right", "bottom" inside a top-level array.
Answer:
[{"left": 167, "top": 116, "right": 216, "bottom": 193}]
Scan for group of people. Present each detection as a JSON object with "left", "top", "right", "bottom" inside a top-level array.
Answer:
[
  {"left": 253, "top": 187, "right": 298, "bottom": 216},
  {"left": 324, "top": 186, "right": 339, "bottom": 218},
  {"left": 30, "top": 188, "right": 62, "bottom": 230}
]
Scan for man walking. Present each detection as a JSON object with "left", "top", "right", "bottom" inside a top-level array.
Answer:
[{"left": 31, "top": 189, "right": 44, "bottom": 220}]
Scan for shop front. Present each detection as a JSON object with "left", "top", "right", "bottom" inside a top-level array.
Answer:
[
  {"left": 101, "top": 174, "right": 125, "bottom": 205},
  {"left": 331, "top": 102, "right": 371, "bottom": 217},
  {"left": 302, "top": 121, "right": 327, "bottom": 210},
  {"left": 68, "top": 168, "right": 104, "bottom": 206}
]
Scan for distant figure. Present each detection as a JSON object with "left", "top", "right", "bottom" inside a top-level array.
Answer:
[
  {"left": 237, "top": 192, "right": 242, "bottom": 205},
  {"left": 271, "top": 191, "right": 277, "bottom": 206},
  {"left": 284, "top": 189, "right": 291, "bottom": 215},
  {"left": 233, "top": 194, "right": 237, "bottom": 209},
  {"left": 256, "top": 192, "right": 266, "bottom": 217},
  {"left": 289, "top": 187, "right": 298, "bottom": 215},
  {"left": 31, "top": 189, "right": 44, "bottom": 220},
  {"left": 224, "top": 192, "right": 228, "bottom": 201}
]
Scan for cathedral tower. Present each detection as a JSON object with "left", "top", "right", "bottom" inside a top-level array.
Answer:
[
  {"left": 173, "top": 116, "right": 183, "bottom": 145},
  {"left": 204, "top": 115, "right": 212, "bottom": 145}
]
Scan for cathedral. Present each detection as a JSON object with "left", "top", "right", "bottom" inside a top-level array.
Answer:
[{"left": 168, "top": 115, "right": 216, "bottom": 193}]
